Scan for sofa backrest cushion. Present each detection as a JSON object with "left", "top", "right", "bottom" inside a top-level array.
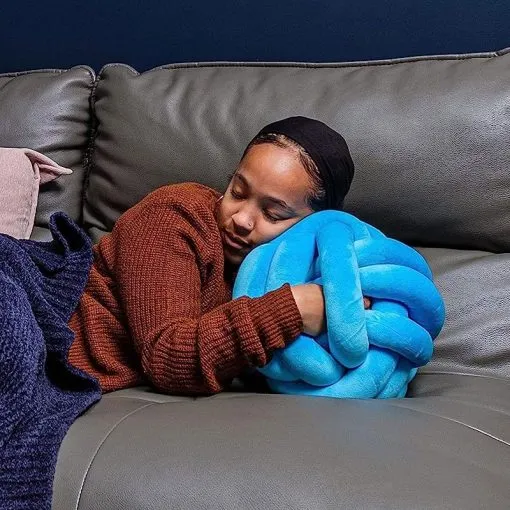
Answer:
[
  {"left": 419, "top": 247, "right": 510, "bottom": 380},
  {"left": 86, "top": 50, "right": 510, "bottom": 252},
  {"left": 0, "top": 67, "right": 94, "bottom": 240}
]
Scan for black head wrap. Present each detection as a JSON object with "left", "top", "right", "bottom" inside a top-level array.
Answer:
[{"left": 252, "top": 116, "right": 355, "bottom": 210}]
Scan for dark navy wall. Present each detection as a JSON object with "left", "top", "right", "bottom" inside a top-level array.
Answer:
[{"left": 1, "top": 0, "right": 508, "bottom": 73}]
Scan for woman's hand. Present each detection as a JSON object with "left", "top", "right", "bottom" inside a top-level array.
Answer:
[
  {"left": 290, "top": 283, "right": 326, "bottom": 337},
  {"left": 290, "top": 284, "right": 372, "bottom": 337}
]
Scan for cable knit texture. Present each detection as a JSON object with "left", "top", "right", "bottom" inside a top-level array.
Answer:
[
  {"left": 68, "top": 182, "right": 304, "bottom": 395},
  {"left": 0, "top": 212, "right": 101, "bottom": 510}
]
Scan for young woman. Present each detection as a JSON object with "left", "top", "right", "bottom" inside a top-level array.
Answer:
[{"left": 67, "top": 116, "right": 371, "bottom": 396}]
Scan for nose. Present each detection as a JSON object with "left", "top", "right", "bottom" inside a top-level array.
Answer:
[{"left": 231, "top": 208, "right": 255, "bottom": 234}]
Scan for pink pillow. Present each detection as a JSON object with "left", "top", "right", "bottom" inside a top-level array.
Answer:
[{"left": 0, "top": 148, "right": 72, "bottom": 239}]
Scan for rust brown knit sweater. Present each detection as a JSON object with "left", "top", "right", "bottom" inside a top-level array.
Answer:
[{"left": 68, "top": 182, "right": 304, "bottom": 395}]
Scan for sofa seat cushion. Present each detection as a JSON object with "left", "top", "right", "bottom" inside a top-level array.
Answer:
[{"left": 53, "top": 382, "right": 510, "bottom": 510}]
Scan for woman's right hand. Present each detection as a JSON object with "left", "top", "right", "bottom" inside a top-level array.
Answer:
[
  {"left": 290, "top": 283, "right": 326, "bottom": 337},
  {"left": 290, "top": 283, "right": 372, "bottom": 338}
]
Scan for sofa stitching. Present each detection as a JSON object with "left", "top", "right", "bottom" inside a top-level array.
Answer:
[
  {"left": 97, "top": 62, "right": 139, "bottom": 78},
  {"left": 402, "top": 395, "right": 510, "bottom": 417},
  {"left": 75, "top": 402, "right": 158, "bottom": 510},
  {"left": 102, "top": 391, "right": 510, "bottom": 415},
  {"left": 93, "top": 47, "right": 508, "bottom": 78},
  {"left": 109, "top": 51, "right": 507, "bottom": 77},
  {"left": 417, "top": 371, "right": 510, "bottom": 383},
  {"left": 0, "top": 69, "right": 66, "bottom": 78},
  {"left": 76, "top": 65, "right": 96, "bottom": 84},
  {"left": 0, "top": 65, "right": 96, "bottom": 80},
  {"left": 152, "top": 54, "right": 499, "bottom": 72},
  {"left": 386, "top": 402, "right": 510, "bottom": 448},
  {"left": 80, "top": 73, "right": 100, "bottom": 230},
  {"left": 102, "top": 394, "right": 196, "bottom": 403},
  {"left": 3, "top": 48, "right": 509, "bottom": 81}
]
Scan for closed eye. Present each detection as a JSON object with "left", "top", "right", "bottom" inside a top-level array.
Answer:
[{"left": 230, "top": 189, "right": 287, "bottom": 223}]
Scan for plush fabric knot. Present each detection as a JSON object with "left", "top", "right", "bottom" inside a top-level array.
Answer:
[{"left": 232, "top": 210, "right": 446, "bottom": 399}]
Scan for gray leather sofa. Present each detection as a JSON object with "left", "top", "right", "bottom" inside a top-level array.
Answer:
[{"left": 1, "top": 48, "right": 509, "bottom": 509}]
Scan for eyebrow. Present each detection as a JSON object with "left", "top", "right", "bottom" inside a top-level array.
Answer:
[{"left": 234, "top": 173, "right": 298, "bottom": 214}]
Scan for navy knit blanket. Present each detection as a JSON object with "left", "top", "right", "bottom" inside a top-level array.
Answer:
[{"left": 0, "top": 212, "right": 102, "bottom": 510}]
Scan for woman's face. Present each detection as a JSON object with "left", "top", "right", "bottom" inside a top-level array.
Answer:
[{"left": 215, "top": 143, "right": 315, "bottom": 266}]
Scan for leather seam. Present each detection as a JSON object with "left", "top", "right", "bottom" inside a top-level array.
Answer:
[
  {"left": 74, "top": 402, "right": 158, "bottom": 510},
  {"left": 413, "top": 396, "right": 510, "bottom": 417},
  {"left": 95, "top": 48, "right": 508, "bottom": 78},
  {"left": 417, "top": 371, "right": 510, "bottom": 383},
  {"left": 102, "top": 394, "right": 196, "bottom": 403},
  {"left": 0, "top": 65, "right": 95, "bottom": 81},
  {"left": 80, "top": 73, "right": 100, "bottom": 231},
  {"left": 386, "top": 402, "right": 510, "bottom": 448}
]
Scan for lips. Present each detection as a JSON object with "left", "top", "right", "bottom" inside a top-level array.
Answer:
[{"left": 223, "top": 230, "right": 250, "bottom": 249}]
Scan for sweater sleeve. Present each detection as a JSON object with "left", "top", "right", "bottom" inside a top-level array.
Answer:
[{"left": 108, "top": 197, "right": 304, "bottom": 395}]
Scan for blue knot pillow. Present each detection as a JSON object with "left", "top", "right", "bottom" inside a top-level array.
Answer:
[{"left": 232, "top": 211, "right": 446, "bottom": 399}]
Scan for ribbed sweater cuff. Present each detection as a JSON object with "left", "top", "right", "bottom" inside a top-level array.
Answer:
[{"left": 248, "top": 283, "right": 304, "bottom": 350}]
